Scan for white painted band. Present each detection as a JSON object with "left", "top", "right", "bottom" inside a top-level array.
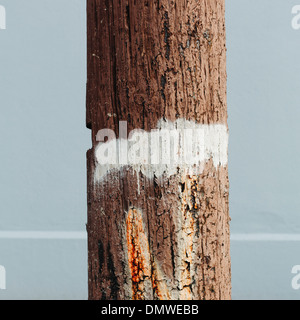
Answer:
[{"left": 94, "top": 119, "right": 229, "bottom": 182}]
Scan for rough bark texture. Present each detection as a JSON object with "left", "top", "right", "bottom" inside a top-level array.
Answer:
[{"left": 87, "top": 0, "right": 231, "bottom": 300}]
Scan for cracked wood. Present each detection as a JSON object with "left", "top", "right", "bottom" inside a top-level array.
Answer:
[{"left": 87, "top": 0, "right": 231, "bottom": 300}]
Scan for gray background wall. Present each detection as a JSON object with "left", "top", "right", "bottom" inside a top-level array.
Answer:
[{"left": 0, "top": 0, "right": 299, "bottom": 300}]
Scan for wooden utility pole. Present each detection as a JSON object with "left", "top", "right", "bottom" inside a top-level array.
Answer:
[{"left": 87, "top": 0, "right": 231, "bottom": 300}]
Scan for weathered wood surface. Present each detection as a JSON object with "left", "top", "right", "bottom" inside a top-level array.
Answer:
[{"left": 87, "top": 0, "right": 231, "bottom": 300}]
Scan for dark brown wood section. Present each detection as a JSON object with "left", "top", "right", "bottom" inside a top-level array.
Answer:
[{"left": 87, "top": 0, "right": 231, "bottom": 300}]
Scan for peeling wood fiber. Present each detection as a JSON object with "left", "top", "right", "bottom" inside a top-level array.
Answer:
[{"left": 87, "top": 0, "right": 231, "bottom": 300}]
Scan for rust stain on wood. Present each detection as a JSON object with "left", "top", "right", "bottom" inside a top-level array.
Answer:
[
  {"left": 126, "top": 208, "right": 171, "bottom": 300},
  {"left": 126, "top": 208, "right": 151, "bottom": 300}
]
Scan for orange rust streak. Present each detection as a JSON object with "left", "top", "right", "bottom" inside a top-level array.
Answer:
[
  {"left": 126, "top": 208, "right": 151, "bottom": 300},
  {"left": 126, "top": 208, "right": 171, "bottom": 300}
]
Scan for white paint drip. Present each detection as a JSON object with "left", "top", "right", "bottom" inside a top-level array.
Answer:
[{"left": 94, "top": 118, "right": 228, "bottom": 183}]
